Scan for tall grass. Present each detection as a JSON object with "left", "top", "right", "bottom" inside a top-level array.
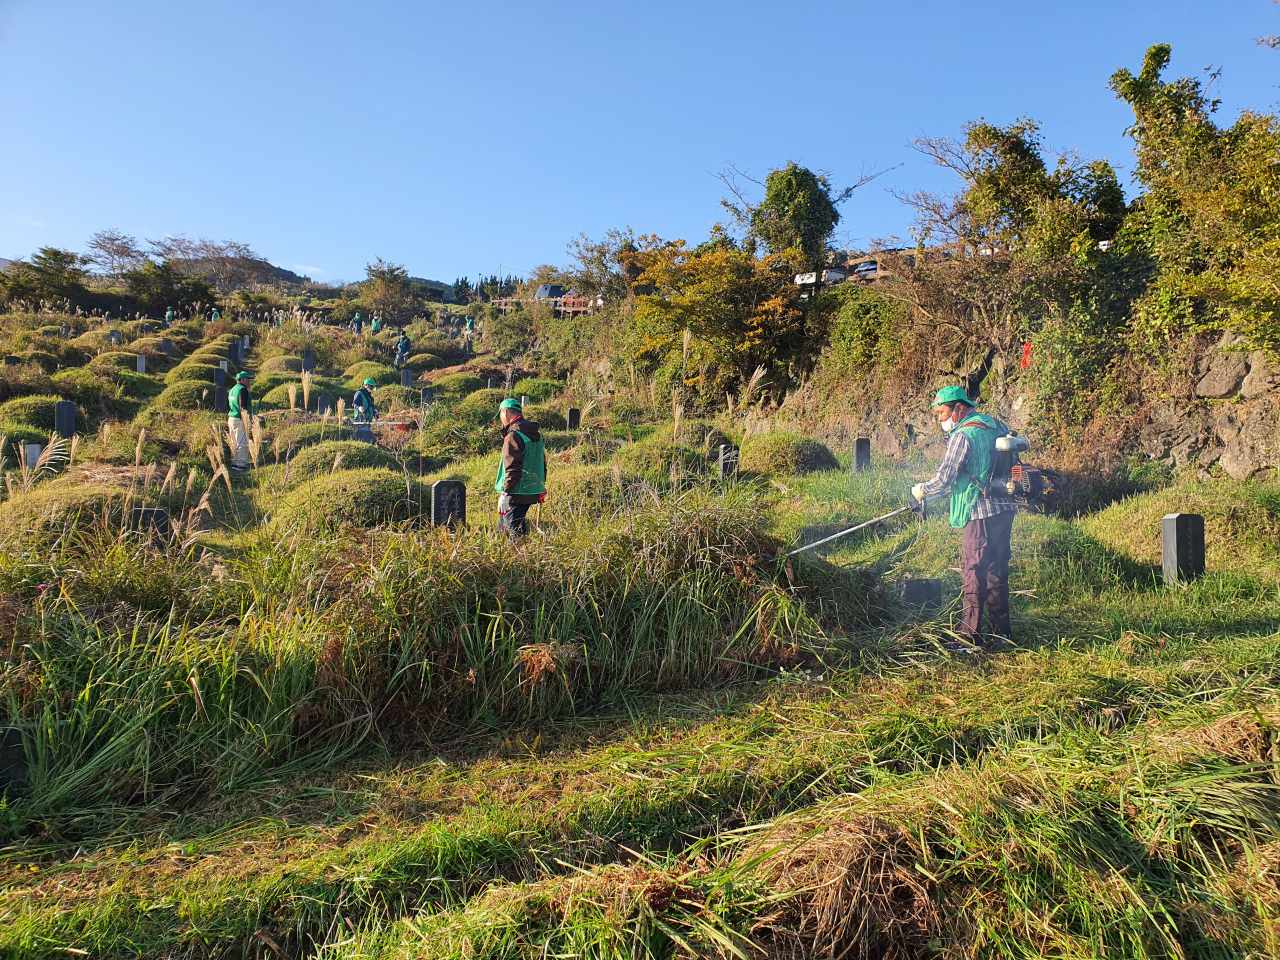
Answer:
[{"left": 0, "top": 487, "right": 867, "bottom": 837}]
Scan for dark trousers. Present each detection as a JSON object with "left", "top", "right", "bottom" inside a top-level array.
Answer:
[
  {"left": 499, "top": 501, "right": 533, "bottom": 538},
  {"left": 960, "top": 510, "right": 1014, "bottom": 644}
]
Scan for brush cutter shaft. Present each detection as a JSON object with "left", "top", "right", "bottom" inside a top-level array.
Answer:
[{"left": 786, "top": 505, "right": 913, "bottom": 557}]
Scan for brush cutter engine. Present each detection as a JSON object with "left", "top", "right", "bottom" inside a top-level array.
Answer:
[{"left": 989, "top": 433, "right": 1057, "bottom": 511}]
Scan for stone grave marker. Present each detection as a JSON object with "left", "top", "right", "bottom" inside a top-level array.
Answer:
[{"left": 431, "top": 479, "right": 466, "bottom": 527}]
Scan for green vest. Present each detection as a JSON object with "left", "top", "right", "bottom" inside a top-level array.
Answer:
[
  {"left": 353, "top": 387, "right": 376, "bottom": 421},
  {"left": 227, "top": 383, "right": 251, "bottom": 419},
  {"left": 494, "top": 427, "right": 546, "bottom": 496},
  {"left": 948, "top": 412, "right": 1004, "bottom": 528}
]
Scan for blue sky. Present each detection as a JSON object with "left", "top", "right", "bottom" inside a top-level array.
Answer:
[{"left": 1, "top": 0, "right": 1276, "bottom": 284}]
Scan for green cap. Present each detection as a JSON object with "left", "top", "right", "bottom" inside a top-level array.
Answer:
[
  {"left": 499, "top": 397, "right": 522, "bottom": 413},
  {"left": 363, "top": 377, "right": 377, "bottom": 388},
  {"left": 236, "top": 370, "right": 253, "bottom": 382},
  {"left": 932, "top": 385, "right": 973, "bottom": 407}
]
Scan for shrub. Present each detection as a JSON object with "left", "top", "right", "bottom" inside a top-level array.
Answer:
[
  {"left": 0, "top": 393, "right": 61, "bottom": 430},
  {"left": 512, "top": 377, "right": 563, "bottom": 402},
  {"left": 260, "top": 354, "right": 303, "bottom": 375},
  {"left": 259, "top": 383, "right": 300, "bottom": 409},
  {"left": 613, "top": 438, "right": 708, "bottom": 486},
  {"left": 432, "top": 372, "right": 484, "bottom": 396},
  {"left": 283, "top": 440, "right": 402, "bottom": 486},
  {"left": 273, "top": 420, "right": 356, "bottom": 455},
  {"left": 244, "top": 372, "right": 295, "bottom": 400},
  {"left": 120, "top": 319, "right": 160, "bottom": 340},
  {"left": 739, "top": 432, "right": 838, "bottom": 476},
  {"left": 271, "top": 467, "right": 426, "bottom": 531},
  {"left": 152, "top": 379, "right": 213, "bottom": 411}
]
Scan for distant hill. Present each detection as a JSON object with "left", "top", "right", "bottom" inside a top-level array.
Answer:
[
  {"left": 408, "top": 276, "right": 457, "bottom": 303},
  {"left": 0, "top": 258, "right": 16, "bottom": 273},
  {"left": 174, "top": 256, "right": 313, "bottom": 290}
]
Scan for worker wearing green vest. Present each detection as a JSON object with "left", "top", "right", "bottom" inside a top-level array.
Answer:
[
  {"left": 911, "top": 386, "right": 1017, "bottom": 650},
  {"left": 227, "top": 370, "right": 254, "bottom": 472},
  {"left": 494, "top": 398, "right": 546, "bottom": 538},
  {"left": 394, "top": 331, "right": 411, "bottom": 369},
  {"left": 352, "top": 377, "right": 378, "bottom": 423}
]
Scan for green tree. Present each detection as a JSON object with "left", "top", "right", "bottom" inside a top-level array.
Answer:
[
  {"left": 362, "top": 258, "right": 413, "bottom": 323},
  {"left": 124, "top": 260, "right": 214, "bottom": 314},
  {"left": 745, "top": 163, "right": 842, "bottom": 268},
  {"left": 632, "top": 241, "right": 811, "bottom": 405},
  {"left": 1111, "top": 43, "right": 1280, "bottom": 350},
  {"left": 0, "top": 247, "right": 91, "bottom": 305}
]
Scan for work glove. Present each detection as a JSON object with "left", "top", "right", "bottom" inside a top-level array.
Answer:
[
  {"left": 908, "top": 483, "right": 928, "bottom": 518},
  {"left": 498, "top": 493, "right": 512, "bottom": 515}
]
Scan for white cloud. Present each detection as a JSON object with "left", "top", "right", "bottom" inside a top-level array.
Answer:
[{"left": 291, "top": 264, "right": 325, "bottom": 278}]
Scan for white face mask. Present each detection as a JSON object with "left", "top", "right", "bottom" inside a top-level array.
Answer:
[{"left": 940, "top": 416, "right": 956, "bottom": 434}]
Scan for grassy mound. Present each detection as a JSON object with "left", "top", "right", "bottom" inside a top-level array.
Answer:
[
  {"left": 404, "top": 351, "right": 446, "bottom": 372},
  {"left": 373, "top": 384, "right": 419, "bottom": 411},
  {"left": 0, "top": 422, "right": 48, "bottom": 463},
  {"left": 273, "top": 420, "right": 357, "bottom": 455},
  {"left": 344, "top": 361, "right": 397, "bottom": 388},
  {"left": 89, "top": 350, "right": 140, "bottom": 372},
  {"left": 0, "top": 482, "right": 134, "bottom": 544},
  {"left": 272, "top": 467, "right": 426, "bottom": 530},
  {"left": 260, "top": 354, "right": 303, "bottom": 375},
  {"left": 0, "top": 363, "right": 54, "bottom": 403},
  {"left": 283, "top": 440, "right": 402, "bottom": 485},
  {"left": 613, "top": 437, "right": 707, "bottom": 486},
  {"left": 152, "top": 379, "right": 213, "bottom": 411},
  {"left": 0, "top": 393, "right": 61, "bottom": 430},
  {"left": 512, "top": 376, "right": 562, "bottom": 402},
  {"left": 1081, "top": 476, "right": 1280, "bottom": 579},
  {"left": 524, "top": 404, "right": 567, "bottom": 430},
  {"left": 51, "top": 368, "right": 131, "bottom": 420},
  {"left": 740, "top": 431, "right": 839, "bottom": 476},
  {"left": 433, "top": 372, "right": 484, "bottom": 396},
  {"left": 163, "top": 361, "right": 220, "bottom": 385},
  {"left": 455, "top": 387, "right": 507, "bottom": 423},
  {"left": 15, "top": 348, "right": 58, "bottom": 371}
]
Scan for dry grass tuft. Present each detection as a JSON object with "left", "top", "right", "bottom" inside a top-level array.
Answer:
[{"left": 749, "top": 815, "right": 938, "bottom": 960}]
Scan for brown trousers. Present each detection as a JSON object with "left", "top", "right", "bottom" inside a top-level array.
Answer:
[{"left": 960, "top": 510, "right": 1014, "bottom": 643}]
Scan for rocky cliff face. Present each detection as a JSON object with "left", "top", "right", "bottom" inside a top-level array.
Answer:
[
  {"left": 841, "top": 334, "right": 1277, "bottom": 479},
  {"left": 1143, "top": 334, "right": 1278, "bottom": 480}
]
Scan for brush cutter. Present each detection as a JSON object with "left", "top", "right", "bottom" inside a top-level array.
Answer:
[{"left": 786, "top": 495, "right": 928, "bottom": 557}]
